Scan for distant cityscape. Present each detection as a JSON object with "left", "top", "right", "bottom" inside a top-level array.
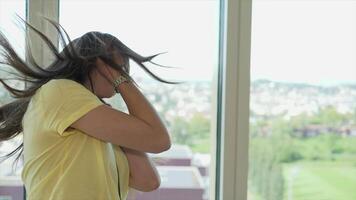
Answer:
[
  {"left": 251, "top": 79, "right": 356, "bottom": 119},
  {"left": 131, "top": 78, "right": 356, "bottom": 122}
]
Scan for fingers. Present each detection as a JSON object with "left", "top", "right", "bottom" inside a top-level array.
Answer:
[
  {"left": 95, "top": 67, "right": 114, "bottom": 85},
  {"left": 103, "top": 65, "right": 116, "bottom": 82}
]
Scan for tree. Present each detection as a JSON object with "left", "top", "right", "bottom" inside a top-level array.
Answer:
[
  {"left": 171, "top": 116, "right": 191, "bottom": 145},
  {"left": 170, "top": 113, "right": 211, "bottom": 150}
]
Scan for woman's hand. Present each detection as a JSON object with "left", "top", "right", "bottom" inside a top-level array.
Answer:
[{"left": 103, "top": 65, "right": 122, "bottom": 83}]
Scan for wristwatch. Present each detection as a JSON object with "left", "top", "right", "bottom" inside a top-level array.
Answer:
[{"left": 113, "top": 75, "right": 129, "bottom": 93}]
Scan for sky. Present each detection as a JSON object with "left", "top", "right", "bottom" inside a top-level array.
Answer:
[
  {"left": 60, "top": 0, "right": 220, "bottom": 83},
  {"left": 251, "top": 0, "right": 356, "bottom": 86},
  {"left": 0, "top": 0, "right": 355, "bottom": 86}
]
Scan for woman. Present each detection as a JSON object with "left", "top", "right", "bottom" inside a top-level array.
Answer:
[{"left": 0, "top": 16, "right": 181, "bottom": 200}]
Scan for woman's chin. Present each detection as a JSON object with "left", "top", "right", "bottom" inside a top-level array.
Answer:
[
  {"left": 109, "top": 89, "right": 116, "bottom": 97},
  {"left": 96, "top": 91, "right": 114, "bottom": 98}
]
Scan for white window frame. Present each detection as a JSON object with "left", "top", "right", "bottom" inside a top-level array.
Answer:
[
  {"left": 215, "top": 0, "right": 252, "bottom": 199},
  {"left": 25, "top": 0, "right": 253, "bottom": 199},
  {"left": 27, "top": 0, "right": 59, "bottom": 66}
]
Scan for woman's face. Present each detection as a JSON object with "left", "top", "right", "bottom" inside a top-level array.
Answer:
[{"left": 84, "top": 52, "right": 127, "bottom": 98}]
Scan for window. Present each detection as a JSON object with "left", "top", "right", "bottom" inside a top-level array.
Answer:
[
  {"left": 0, "top": 1, "right": 26, "bottom": 199},
  {"left": 248, "top": 0, "right": 356, "bottom": 200},
  {"left": 60, "top": 0, "right": 220, "bottom": 199},
  {"left": 1, "top": 0, "right": 255, "bottom": 199}
]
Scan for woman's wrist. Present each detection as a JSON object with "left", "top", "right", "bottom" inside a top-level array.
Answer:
[
  {"left": 114, "top": 76, "right": 132, "bottom": 93},
  {"left": 117, "top": 80, "right": 132, "bottom": 92}
]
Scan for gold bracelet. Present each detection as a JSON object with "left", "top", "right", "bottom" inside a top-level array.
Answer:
[{"left": 113, "top": 75, "right": 129, "bottom": 93}]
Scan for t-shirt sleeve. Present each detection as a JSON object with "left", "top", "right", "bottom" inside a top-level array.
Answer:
[
  {"left": 112, "top": 144, "right": 131, "bottom": 198},
  {"left": 39, "top": 79, "right": 104, "bottom": 136}
]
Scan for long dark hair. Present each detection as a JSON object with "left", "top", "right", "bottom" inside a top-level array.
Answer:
[{"left": 0, "top": 16, "right": 182, "bottom": 171}]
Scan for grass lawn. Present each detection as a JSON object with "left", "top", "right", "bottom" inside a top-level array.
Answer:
[{"left": 283, "top": 161, "right": 356, "bottom": 200}]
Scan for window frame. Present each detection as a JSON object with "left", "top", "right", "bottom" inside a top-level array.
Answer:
[{"left": 215, "top": 0, "right": 252, "bottom": 199}]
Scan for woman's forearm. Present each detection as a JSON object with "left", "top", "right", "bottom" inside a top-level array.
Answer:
[
  {"left": 121, "top": 147, "right": 161, "bottom": 192},
  {"left": 117, "top": 81, "right": 166, "bottom": 191},
  {"left": 117, "top": 81, "right": 171, "bottom": 149}
]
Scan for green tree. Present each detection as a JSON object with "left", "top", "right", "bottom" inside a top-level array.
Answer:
[
  {"left": 311, "top": 106, "right": 347, "bottom": 126},
  {"left": 187, "top": 112, "right": 210, "bottom": 141},
  {"left": 170, "top": 113, "right": 211, "bottom": 152},
  {"left": 171, "top": 116, "right": 190, "bottom": 145}
]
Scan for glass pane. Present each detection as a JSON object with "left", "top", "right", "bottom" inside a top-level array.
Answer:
[
  {"left": 0, "top": 0, "right": 26, "bottom": 199},
  {"left": 248, "top": 1, "right": 356, "bottom": 200},
  {"left": 60, "top": 0, "right": 220, "bottom": 200}
]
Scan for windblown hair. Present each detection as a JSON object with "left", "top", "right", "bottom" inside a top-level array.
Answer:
[{"left": 0, "top": 16, "right": 181, "bottom": 171}]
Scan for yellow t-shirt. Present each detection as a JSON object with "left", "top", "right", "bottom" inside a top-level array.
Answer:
[{"left": 21, "top": 79, "right": 130, "bottom": 200}]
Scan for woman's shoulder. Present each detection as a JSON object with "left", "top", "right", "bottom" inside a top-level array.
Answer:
[
  {"left": 42, "top": 78, "right": 82, "bottom": 89},
  {"left": 39, "top": 78, "right": 101, "bottom": 104},
  {"left": 39, "top": 79, "right": 91, "bottom": 96}
]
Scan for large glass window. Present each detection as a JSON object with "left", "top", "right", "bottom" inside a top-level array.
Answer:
[
  {"left": 248, "top": 0, "right": 356, "bottom": 200},
  {"left": 0, "top": 0, "right": 26, "bottom": 199},
  {"left": 60, "top": 0, "right": 220, "bottom": 199}
]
